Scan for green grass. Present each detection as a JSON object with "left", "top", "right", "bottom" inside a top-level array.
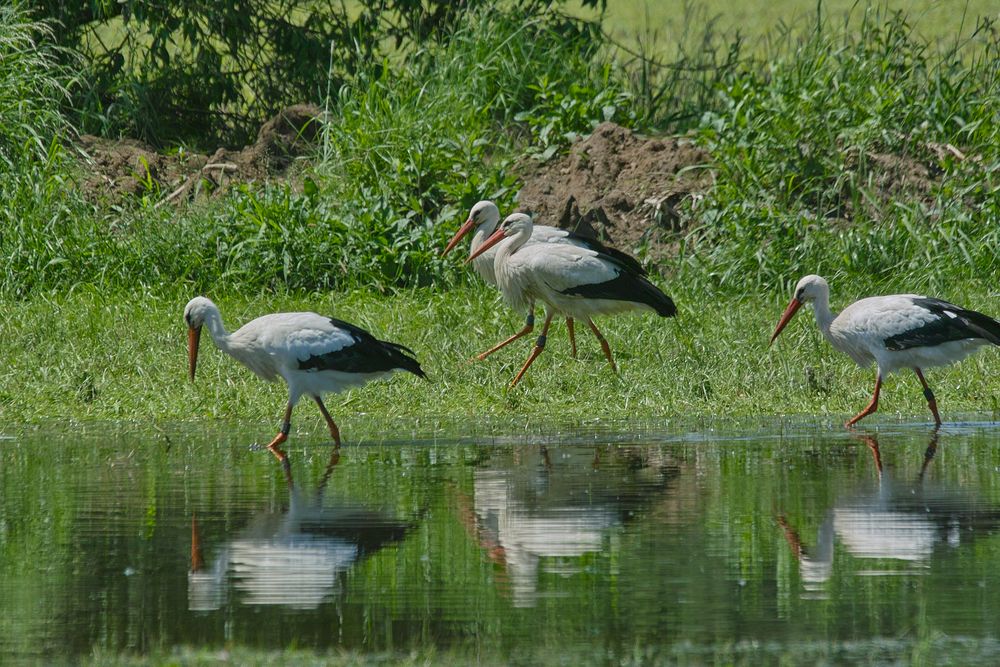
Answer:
[
  {"left": 1, "top": 285, "right": 997, "bottom": 435},
  {"left": 580, "top": 0, "right": 1000, "bottom": 56}
]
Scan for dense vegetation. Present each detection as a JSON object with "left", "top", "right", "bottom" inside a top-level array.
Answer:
[
  {"left": 35, "top": 0, "right": 605, "bottom": 146},
  {"left": 3, "top": 2, "right": 999, "bottom": 300}
]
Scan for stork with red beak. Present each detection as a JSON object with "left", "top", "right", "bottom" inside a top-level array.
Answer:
[
  {"left": 184, "top": 297, "right": 425, "bottom": 457},
  {"left": 466, "top": 213, "right": 675, "bottom": 386},
  {"left": 443, "top": 200, "right": 647, "bottom": 361},
  {"left": 770, "top": 275, "right": 1000, "bottom": 427}
]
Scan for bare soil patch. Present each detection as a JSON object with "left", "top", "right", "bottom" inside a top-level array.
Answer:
[
  {"left": 515, "top": 122, "right": 714, "bottom": 262},
  {"left": 73, "top": 104, "right": 323, "bottom": 205}
]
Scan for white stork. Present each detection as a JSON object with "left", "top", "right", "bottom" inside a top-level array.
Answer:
[
  {"left": 769, "top": 274, "right": 1000, "bottom": 427},
  {"left": 442, "top": 200, "right": 647, "bottom": 360},
  {"left": 184, "top": 297, "right": 426, "bottom": 456},
  {"left": 466, "top": 213, "right": 676, "bottom": 386}
]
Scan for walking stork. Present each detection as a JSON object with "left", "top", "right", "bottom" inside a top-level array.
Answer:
[
  {"left": 184, "top": 297, "right": 426, "bottom": 456},
  {"left": 442, "top": 200, "right": 646, "bottom": 360},
  {"left": 769, "top": 275, "right": 1000, "bottom": 427},
  {"left": 466, "top": 213, "right": 676, "bottom": 386}
]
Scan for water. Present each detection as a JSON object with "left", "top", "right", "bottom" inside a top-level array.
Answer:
[{"left": 3, "top": 420, "right": 1000, "bottom": 664}]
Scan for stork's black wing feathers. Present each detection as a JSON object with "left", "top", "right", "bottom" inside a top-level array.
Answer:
[
  {"left": 564, "top": 232, "right": 647, "bottom": 276},
  {"left": 560, "top": 272, "right": 677, "bottom": 317},
  {"left": 298, "top": 318, "right": 427, "bottom": 378},
  {"left": 884, "top": 298, "right": 1000, "bottom": 351}
]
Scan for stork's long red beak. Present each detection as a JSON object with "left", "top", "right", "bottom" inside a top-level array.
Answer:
[
  {"left": 188, "top": 326, "right": 202, "bottom": 381},
  {"left": 464, "top": 226, "right": 507, "bottom": 264},
  {"left": 769, "top": 298, "right": 802, "bottom": 346},
  {"left": 442, "top": 217, "right": 477, "bottom": 257}
]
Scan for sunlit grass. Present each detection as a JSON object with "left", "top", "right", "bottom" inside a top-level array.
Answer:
[{"left": 1, "top": 285, "right": 996, "bottom": 436}]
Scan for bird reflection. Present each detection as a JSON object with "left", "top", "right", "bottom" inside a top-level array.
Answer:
[
  {"left": 189, "top": 449, "right": 411, "bottom": 611},
  {"left": 778, "top": 431, "right": 1000, "bottom": 596},
  {"left": 453, "top": 444, "right": 679, "bottom": 607}
]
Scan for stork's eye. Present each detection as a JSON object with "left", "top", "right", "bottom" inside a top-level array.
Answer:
[{"left": 795, "top": 289, "right": 804, "bottom": 301}]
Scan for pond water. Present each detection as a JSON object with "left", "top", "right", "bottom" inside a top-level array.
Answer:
[{"left": 3, "top": 420, "right": 1000, "bottom": 664}]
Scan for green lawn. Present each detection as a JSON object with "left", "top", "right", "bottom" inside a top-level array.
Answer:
[{"left": 2, "top": 286, "right": 997, "bottom": 437}]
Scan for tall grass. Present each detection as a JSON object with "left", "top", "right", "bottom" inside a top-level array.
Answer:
[
  {"left": 670, "top": 11, "right": 1000, "bottom": 294},
  {"left": 1, "top": 8, "right": 625, "bottom": 296},
  {"left": 0, "top": 5, "right": 86, "bottom": 298},
  {"left": 0, "top": 5, "right": 69, "bottom": 171}
]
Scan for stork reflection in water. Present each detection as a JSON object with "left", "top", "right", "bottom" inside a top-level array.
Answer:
[
  {"left": 777, "top": 432, "right": 1000, "bottom": 595},
  {"left": 189, "top": 449, "right": 412, "bottom": 611},
  {"left": 452, "top": 444, "right": 680, "bottom": 607}
]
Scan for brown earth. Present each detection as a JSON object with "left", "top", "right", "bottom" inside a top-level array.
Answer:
[
  {"left": 515, "top": 121, "right": 713, "bottom": 262},
  {"left": 73, "top": 103, "right": 323, "bottom": 205}
]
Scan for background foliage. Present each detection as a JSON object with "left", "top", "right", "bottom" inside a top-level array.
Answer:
[
  {"left": 34, "top": 0, "right": 605, "bottom": 147},
  {"left": 2, "top": 2, "right": 999, "bottom": 299}
]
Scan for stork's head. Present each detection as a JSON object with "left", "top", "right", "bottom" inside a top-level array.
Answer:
[
  {"left": 769, "top": 275, "right": 829, "bottom": 345},
  {"left": 184, "top": 296, "right": 217, "bottom": 381},
  {"left": 464, "top": 213, "right": 533, "bottom": 264},
  {"left": 441, "top": 200, "right": 501, "bottom": 257}
]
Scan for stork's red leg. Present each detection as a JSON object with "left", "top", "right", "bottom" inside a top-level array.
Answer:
[
  {"left": 265, "top": 402, "right": 294, "bottom": 461},
  {"left": 914, "top": 368, "right": 942, "bottom": 427},
  {"left": 845, "top": 373, "right": 882, "bottom": 428},
  {"left": 586, "top": 318, "right": 618, "bottom": 374},
  {"left": 566, "top": 318, "right": 577, "bottom": 359},
  {"left": 864, "top": 435, "right": 883, "bottom": 478},
  {"left": 476, "top": 313, "right": 534, "bottom": 361},
  {"left": 313, "top": 395, "right": 342, "bottom": 448},
  {"left": 511, "top": 312, "right": 555, "bottom": 387}
]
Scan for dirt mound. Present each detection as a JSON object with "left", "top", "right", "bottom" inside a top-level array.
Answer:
[
  {"left": 515, "top": 122, "right": 713, "bottom": 262},
  {"left": 74, "top": 104, "right": 323, "bottom": 205},
  {"left": 841, "top": 145, "right": 945, "bottom": 218}
]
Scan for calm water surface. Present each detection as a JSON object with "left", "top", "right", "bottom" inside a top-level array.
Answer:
[{"left": 3, "top": 420, "right": 1000, "bottom": 663}]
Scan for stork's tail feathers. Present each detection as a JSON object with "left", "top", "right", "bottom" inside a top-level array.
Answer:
[
  {"left": 966, "top": 309, "right": 1000, "bottom": 346},
  {"left": 561, "top": 272, "right": 676, "bottom": 317},
  {"left": 628, "top": 275, "right": 677, "bottom": 317},
  {"left": 645, "top": 280, "right": 677, "bottom": 317},
  {"left": 379, "top": 340, "right": 428, "bottom": 379}
]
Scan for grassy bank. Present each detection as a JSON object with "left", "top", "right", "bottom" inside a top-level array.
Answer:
[
  {"left": 583, "top": 0, "right": 1000, "bottom": 56},
  {"left": 1, "top": 285, "right": 997, "bottom": 435},
  {"left": 1, "top": 4, "right": 999, "bottom": 428}
]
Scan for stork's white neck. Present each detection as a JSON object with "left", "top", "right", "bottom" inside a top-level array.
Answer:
[
  {"left": 495, "top": 225, "right": 531, "bottom": 268},
  {"left": 810, "top": 289, "right": 836, "bottom": 338},
  {"left": 493, "top": 224, "right": 534, "bottom": 315},
  {"left": 201, "top": 307, "right": 232, "bottom": 352},
  {"left": 469, "top": 221, "right": 500, "bottom": 284}
]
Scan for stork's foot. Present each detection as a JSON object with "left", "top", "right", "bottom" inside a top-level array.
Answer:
[
  {"left": 511, "top": 338, "right": 546, "bottom": 388},
  {"left": 845, "top": 374, "right": 882, "bottom": 429},
  {"left": 586, "top": 318, "right": 618, "bottom": 374},
  {"left": 566, "top": 318, "right": 577, "bottom": 359},
  {"left": 312, "top": 395, "right": 342, "bottom": 448},
  {"left": 263, "top": 419, "right": 290, "bottom": 460},
  {"left": 845, "top": 413, "right": 873, "bottom": 429},
  {"left": 510, "top": 313, "right": 554, "bottom": 387},
  {"left": 477, "top": 316, "right": 535, "bottom": 362}
]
